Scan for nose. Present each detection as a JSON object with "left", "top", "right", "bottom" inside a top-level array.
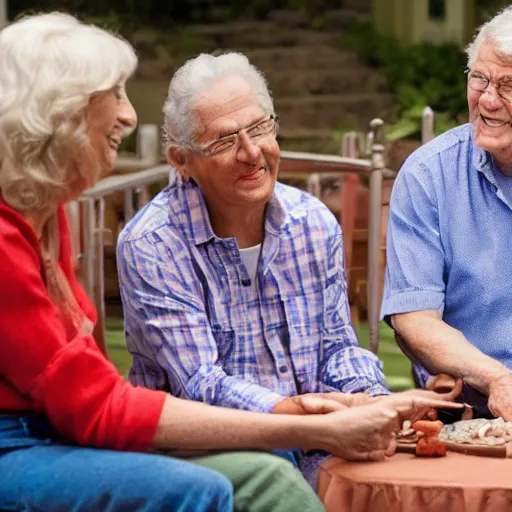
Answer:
[
  {"left": 479, "top": 83, "right": 503, "bottom": 111},
  {"left": 237, "top": 130, "right": 261, "bottom": 162},
  {"left": 119, "top": 96, "right": 138, "bottom": 136}
]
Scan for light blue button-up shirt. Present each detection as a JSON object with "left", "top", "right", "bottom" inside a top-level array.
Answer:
[
  {"left": 117, "top": 176, "right": 387, "bottom": 413},
  {"left": 382, "top": 123, "right": 512, "bottom": 387}
]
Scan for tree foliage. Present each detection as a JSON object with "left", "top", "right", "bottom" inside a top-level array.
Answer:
[{"left": 8, "top": 0, "right": 343, "bottom": 25}]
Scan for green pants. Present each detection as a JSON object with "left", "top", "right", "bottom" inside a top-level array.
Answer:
[{"left": 192, "top": 451, "right": 325, "bottom": 512}]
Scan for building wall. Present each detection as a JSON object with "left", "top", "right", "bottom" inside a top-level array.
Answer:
[
  {"left": 372, "top": 0, "right": 475, "bottom": 47},
  {"left": 0, "top": 0, "right": 7, "bottom": 28}
]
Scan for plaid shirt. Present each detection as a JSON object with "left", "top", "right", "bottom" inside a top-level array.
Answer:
[{"left": 117, "top": 176, "right": 388, "bottom": 413}]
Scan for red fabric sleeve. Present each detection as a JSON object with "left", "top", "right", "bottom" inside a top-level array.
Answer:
[{"left": 0, "top": 207, "right": 166, "bottom": 451}]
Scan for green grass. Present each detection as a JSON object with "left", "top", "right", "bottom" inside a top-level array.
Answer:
[
  {"left": 105, "top": 317, "right": 133, "bottom": 376},
  {"left": 106, "top": 319, "right": 413, "bottom": 391},
  {"left": 356, "top": 322, "right": 414, "bottom": 391}
]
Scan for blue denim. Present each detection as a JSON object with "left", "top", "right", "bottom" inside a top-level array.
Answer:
[
  {"left": 271, "top": 449, "right": 298, "bottom": 467},
  {"left": 0, "top": 414, "right": 233, "bottom": 511}
]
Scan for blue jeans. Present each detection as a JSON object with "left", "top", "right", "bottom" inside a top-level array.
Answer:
[{"left": 0, "top": 414, "right": 232, "bottom": 511}]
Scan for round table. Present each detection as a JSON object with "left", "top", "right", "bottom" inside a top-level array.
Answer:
[{"left": 318, "top": 452, "right": 512, "bottom": 512}]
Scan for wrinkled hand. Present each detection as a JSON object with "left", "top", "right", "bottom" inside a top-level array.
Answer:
[
  {"left": 373, "top": 388, "right": 463, "bottom": 422},
  {"left": 272, "top": 393, "right": 347, "bottom": 415},
  {"left": 319, "top": 392, "right": 375, "bottom": 408},
  {"left": 314, "top": 393, "right": 463, "bottom": 461},
  {"left": 425, "top": 373, "right": 463, "bottom": 400},
  {"left": 488, "top": 372, "right": 512, "bottom": 420}
]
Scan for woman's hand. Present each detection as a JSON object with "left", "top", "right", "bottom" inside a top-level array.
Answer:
[
  {"left": 309, "top": 393, "right": 463, "bottom": 461},
  {"left": 272, "top": 394, "right": 347, "bottom": 415}
]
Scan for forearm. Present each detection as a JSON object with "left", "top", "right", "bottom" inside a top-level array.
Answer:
[
  {"left": 392, "top": 311, "right": 509, "bottom": 393},
  {"left": 153, "top": 395, "right": 326, "bottom": 452},
  {"left": 188, "top": 368, "right": 285, "bottom": 412}
]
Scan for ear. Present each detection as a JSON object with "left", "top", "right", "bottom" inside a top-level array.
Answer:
[{"left": 167, "top": 147, "right": 189, "bottom": 180}]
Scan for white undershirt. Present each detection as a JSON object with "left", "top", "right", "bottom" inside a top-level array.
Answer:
[{"left": 239, "top": 244, "right": 262, "bottom": 292}]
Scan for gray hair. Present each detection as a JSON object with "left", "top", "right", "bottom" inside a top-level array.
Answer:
[
  {"left": 162, "top": 52, "right": 275, "bottom": 151},
  {"left": 0, "top": 12, "right": 137, "bottom": 211},
  {"left": 466, "top": 6, "right": 512, "bottom": 67}
]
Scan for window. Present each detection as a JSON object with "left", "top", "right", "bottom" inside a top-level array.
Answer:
[{"left": 429, "top": 0, "right": 445, "bottom": 20}]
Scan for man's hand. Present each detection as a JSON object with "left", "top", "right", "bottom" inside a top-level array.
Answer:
[
  {"left": 272, "top": 394, "right": 347, "bottom": 415},
  {"left": 309, "top": 393, "right": 463, "bottom": 461},
  {"left": 319, "top": 392, "right": 375, "bottom": 408},
  {"left": 272, "top": 386, "right": 461, "bottom": 416},
  {"left": 488, "top": 371, "right": 512, "bottom": 420},
  {"left": 397, "top": 377, "right": 463, "bottom": 404},
  {"left": 426, "top": 373, "right": 460, "bottom": 394}
]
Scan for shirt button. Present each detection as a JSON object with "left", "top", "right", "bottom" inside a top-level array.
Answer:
[{"left": 279, "top": 365, "right": 288, "bottom": 373}]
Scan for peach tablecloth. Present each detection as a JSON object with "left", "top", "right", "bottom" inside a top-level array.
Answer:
[{"left": 318, "top": 452, "right": 512, "bottom": 512}]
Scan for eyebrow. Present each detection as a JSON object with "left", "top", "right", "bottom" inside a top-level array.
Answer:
[
  {"left": 470, "top": 69, "right": 512, "bottom": 83},
  {"left": 214, "top": 115, "right": 268, "bottom": 140}
]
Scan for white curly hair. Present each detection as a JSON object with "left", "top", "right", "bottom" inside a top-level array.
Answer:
[
  {"left": 466, "top": 6, "right": 512, "bottom": 67},
  {"left": 162, "top": 52, "right": 275, "bottom": 152},
  {"left": 0, "top": 12, "right": 137, "bottom": 211}
]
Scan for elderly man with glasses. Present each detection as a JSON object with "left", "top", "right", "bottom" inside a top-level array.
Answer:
[
  {"left": 382, "top": 7, "right": 512, "bottom": 422},
  {"left": 117, "top": 52, "right": 390, "bottom": 480}
]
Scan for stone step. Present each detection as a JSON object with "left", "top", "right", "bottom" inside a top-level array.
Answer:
[
  {"left": 193, "top": 21, "right": 340, "bottom": 49},
  {"left": 275, "top": 93, "right": 394, "bottom": 131},
  {"left": 341, "top": 0, "right": 372, "bottom": 13},
  {"left": 265, "top": 67, "right": 388, "bottom": 97},
  {"left": 245, "top": 45, "right": 361, "bottom": 70},
  {"left": 312, "top": 8, "right": 370, "bottom": 32}
]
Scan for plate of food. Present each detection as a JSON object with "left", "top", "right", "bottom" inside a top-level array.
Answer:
[
  {"left": 397, "top": 417, "right": 512, "bottom": 458},
  {"left": 439, "top": 417, "right": 512, "bottom": 457}
]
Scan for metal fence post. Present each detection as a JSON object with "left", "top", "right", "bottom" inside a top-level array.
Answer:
[
  {"left": 421, "top": 106, "right": 435, "bottom": 145},
  {"left": 367, "top": 119, "right": 385, "bottom": 355}
]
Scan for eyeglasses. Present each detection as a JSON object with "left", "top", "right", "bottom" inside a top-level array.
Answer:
[
  {"left": 191, "top": 115, "right": 278, "bottom": 157},
  {"left": 467, "top": 70, "right": 512, "bottom": 103}
]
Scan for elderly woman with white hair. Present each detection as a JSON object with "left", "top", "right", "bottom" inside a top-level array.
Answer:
[{"left": 382, "top": 5, "right": 512, "bottom": 422}]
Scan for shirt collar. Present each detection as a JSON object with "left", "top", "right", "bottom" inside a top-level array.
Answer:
[
  {"left": 265, "top": 184, "right": 289, "bottom": 235},
  {"left": 472, "top": 138, "right": 499, "bottom": 187},
  {"left": 179, "top": 177, "right": 290, "bottom": 246}
]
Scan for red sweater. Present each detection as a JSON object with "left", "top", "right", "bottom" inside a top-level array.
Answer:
[{"left": 0, "top": 199, "right": 166, "bottom": 451}]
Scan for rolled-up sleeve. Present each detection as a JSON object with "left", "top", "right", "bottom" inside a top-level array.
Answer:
[
  {"left": 0, "top": 224, "right": 165, "bottom": 452},
  {"left": 381, "top": 158, "right": 446, "bottom": 320},
  {"left": 318, "top": 224, "right": 389, "bottom": 396}
]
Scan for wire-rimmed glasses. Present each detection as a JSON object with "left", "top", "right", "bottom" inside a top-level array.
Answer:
[
  {"left": 192, "top": 115, "right": 278, "bottom": 157},
  {"left": 468, "top": 70, "right": 512, "bottom": 104}
]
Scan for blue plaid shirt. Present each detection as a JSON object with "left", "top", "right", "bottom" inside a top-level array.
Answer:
[{"left": 117, "top": 175, "right": 387, "bottom": 413}]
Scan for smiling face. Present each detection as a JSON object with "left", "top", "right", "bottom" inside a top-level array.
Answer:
[
  {"left": 70, "top": 84, "right": 137, "bottom": 196},
  {"left": 468, "top": 42, "right": 512, "bottom": 167},
  {"left": 176, "top": 75, "right": 280, "bottom": 215}
]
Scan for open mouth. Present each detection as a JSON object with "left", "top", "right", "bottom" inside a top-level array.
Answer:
[
  {"left": 480, "top": 114, "right": 510, "bottom": 128},
  {"left": 107, "top": 135, "right": 121, "bottom": 151}
]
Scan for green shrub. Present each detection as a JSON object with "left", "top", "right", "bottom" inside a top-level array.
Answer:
[{"left": 343, "top": 22, "right": 468, "bottom": 139}]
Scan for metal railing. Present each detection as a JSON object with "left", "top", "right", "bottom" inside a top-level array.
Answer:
[
  {"left": 76, "top": 164, "right": 170, "bottom": 338},
  {"left": 421, "top": 106, "right": 435, "bottom": 145},
  {"left": 76, "top": 118, "right": 390, "bottom": 355},
  {"left": 279, "top": 119, "right": 387, "bottom": 354}
]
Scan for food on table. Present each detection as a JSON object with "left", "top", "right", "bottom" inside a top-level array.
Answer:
[
  {"left": 438, "top": 417, "right": 512, "bottom": 446},
  {"left": 398, "top": 417, "right": 512, "bottom": 458},
  {"left": 396, "top": 420, "right": 419, "bottom": 445},
  {"left": 412, "top": 420, "right": 446, "bottom": 457}
]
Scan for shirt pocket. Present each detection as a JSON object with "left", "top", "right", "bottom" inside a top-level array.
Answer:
[{"left": 211, "top": 328, "right": 235, "bottom": 366}]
